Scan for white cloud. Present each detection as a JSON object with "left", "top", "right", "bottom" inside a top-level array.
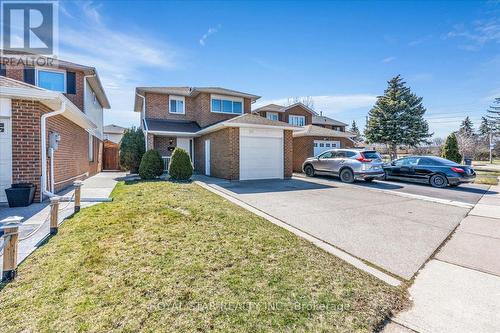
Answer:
[
  {"left": 199, "top": 25, "right": 221, "bottom": 46},
  {"left": 254, "top": 94, "right": 377, "bottom": 114},
  {"left": 445, "top": 18, "right": 500, "bottom": 50},
  {"left": 382, "top": 56, "right": 396, "bottom": 63},
  {"left": 56, "top": 1, "right": 183, "bottom": 128}
]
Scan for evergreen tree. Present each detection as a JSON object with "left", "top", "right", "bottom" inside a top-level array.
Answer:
[
  {"left": 479, "top": 117, "right": 491, "bottom": 137},
  {"left": 459, "top": 116, "right": 475, "bottom": 135},
  {"left": 350, "top": 120, "right": 362, "bottom": 142},
  {"left": 487, "top": 97, "right": 500, "bottom": 132},
  {"left": 364, "top": 75, "right": 432, "bottom": 160},
  {"left": 442, "top": 133, "right": 462, "bottom": 163},
  {"left": 120, "top": 127, "right": 145, "bottom": 173}
]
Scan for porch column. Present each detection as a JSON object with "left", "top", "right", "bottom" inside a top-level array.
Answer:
[{"left": 147, "top": 133, "right": 154, "bottom": 150}]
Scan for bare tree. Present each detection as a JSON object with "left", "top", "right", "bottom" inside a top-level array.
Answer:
[
  {"left": 285, "top": 96, "right": 315, "bottom": 110},
  {"left": 455, "top": 130, "right": 477, "bottom": 162}
]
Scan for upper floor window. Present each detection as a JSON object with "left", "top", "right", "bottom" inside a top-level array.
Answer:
[
  {"left": 289, "top": 115, "right": 305, "bottom": 126},
  {"left": 266, "top": 112, "right": 279, "bottom": 121},
  {"left": 37, "top": 69, "right": 66, "bottom": 93},
  {"left": 169, "top": 96, "right": 185, "bottom": 114},
  {"left": 211, "top": 95, "right": 243, "bottom": 114}
]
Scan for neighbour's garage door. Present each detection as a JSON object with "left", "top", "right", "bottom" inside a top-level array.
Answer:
[
  {"left": 314, "top": 140, "right": 340, "bottom": 156},
  {"left": 240, "top": 127, "right": 284, "bottom": 180}
]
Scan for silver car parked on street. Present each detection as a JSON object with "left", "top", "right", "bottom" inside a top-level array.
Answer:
[{"left": 302, "top": 149, "right": 385, "bottom": 183}]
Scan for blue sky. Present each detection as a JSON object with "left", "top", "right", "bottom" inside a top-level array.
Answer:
[{"left": 58, "top": 0, "right": 500, "bottom": 138}]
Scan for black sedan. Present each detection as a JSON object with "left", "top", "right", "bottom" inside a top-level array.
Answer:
[{"left": 383, "top": 156, "right": 476, "bottom": 188}]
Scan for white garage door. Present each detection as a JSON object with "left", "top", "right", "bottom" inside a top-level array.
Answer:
[
  {"left": 314, "top": 140, "right": 340, "bottom": 156},
  {"left": 0, "top": 117, "right": 12, "bottom": 203},
  {"left": 240, "top": 127, "right": 283, "bottom": 180}
]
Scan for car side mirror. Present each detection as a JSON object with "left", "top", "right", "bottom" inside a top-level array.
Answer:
[{"left": 391, "top": 161, "right": 396, "bottom": 166}]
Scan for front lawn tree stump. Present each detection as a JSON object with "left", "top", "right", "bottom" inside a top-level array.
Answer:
[
  {"left": 50, "top": 197, "right": 60, "bottom": 235},
  {"left": 1, "top": 216, "right": 23, "bottom": 282}
]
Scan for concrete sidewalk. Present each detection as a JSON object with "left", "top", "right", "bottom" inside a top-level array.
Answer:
[
  {"left": 386, "top": 178, "right": 500, "bottom": 333},
  {"left": 0, "top": 172, "right": 125, "bottom": 277}
]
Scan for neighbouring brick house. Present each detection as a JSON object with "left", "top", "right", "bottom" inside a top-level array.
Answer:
[
  {"left": 0, "top": 54, "right": 110, "bottom": 203},
  {"left": 134, "top": 87, "right": 295, "bottom": 180},
  {"left": 253, "top": 103, "right": 355, "bottom": 172}
]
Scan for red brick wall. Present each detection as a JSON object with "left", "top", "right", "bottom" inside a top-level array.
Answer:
[
  {"left": 153, "top": 136, "right": 176, "bottom": 156},
  {"left": 10, "top": 99, "right": 101, "bottom": 201},
  {"left": 194, "top": 128, "right": 239, "bottom": 180},
  {"left": 3, "top": 62, "right": 84, "bottom": 111},
  {"left": 284, "top": 130, "right": 293, "bottom": 178},
  {"left": 292, "top": 136, "right": 354, "bottom": 172},
  {"left": 283, "top": 105, "right": 313, "bottom": 125},
  {"left": 144, "top": 92, "right": 252, "bottom": 128}
]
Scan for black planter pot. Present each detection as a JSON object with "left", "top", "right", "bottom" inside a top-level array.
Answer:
[{"left": 5, "top": 183, "right": 36, "bottom": 207}]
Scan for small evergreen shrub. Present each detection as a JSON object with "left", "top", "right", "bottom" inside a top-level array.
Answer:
[
  {"left": 442, "top": 133, "right": 462, "bottom": 163},
  {"left": 139, "top": 149, "right": 164, "bottom": 180},
  {"left": 120, "top": 127, "right": 145, "bottom": 173},
  {"left": 169, "top": 148, "right": 193, "bottom": 181}
]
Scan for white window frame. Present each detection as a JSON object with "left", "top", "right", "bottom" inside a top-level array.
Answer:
[
  {"left": 35, "top": 67, "right": 67, "bottom": 93},
  {"left": 210, "top": 94, "right": 244, "bottom": 114},
  {"left": 88, "top": 133, "right": 94, "bottom": 162},
  {"left": 289, "top": 115, "right": 305, "bottom": 126},
  {"left": 266, "top": 112, "right": 279, "bottom": 121},
  {"left": 169, "top": 95, "right": 185, "bottom": 114}
]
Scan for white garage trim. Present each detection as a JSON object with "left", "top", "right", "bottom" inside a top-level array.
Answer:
[
  {"left": 239, "top": 127, "right": 284, "bottom": 180},
  {"left": 0, "top": 98, "right": 12, "bottom": 203},
  {"left": 314, "top": 139, "right": 341, "bottom": 156}
]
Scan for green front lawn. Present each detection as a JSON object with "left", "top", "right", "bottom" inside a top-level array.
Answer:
[
  {"left": 0, "top": 181, "right": 407, "bottom": 332},
  {"left": 474, "top": 170, "right": 500, "bottom": 185}
]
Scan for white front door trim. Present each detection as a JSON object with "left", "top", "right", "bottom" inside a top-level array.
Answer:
[
  {"left": 205, "top": 139, "right": 211, "bottom": 176},
  {"left": 0, "top": 98, "right": 13, "bottom": 203}
]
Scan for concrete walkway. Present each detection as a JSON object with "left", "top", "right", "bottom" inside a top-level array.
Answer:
[
  {"left": 0, "top": 172, "right": 125, "bottom": 276},
  {"left": 386, "top": 178, "right": 500, "bottom": 333}
]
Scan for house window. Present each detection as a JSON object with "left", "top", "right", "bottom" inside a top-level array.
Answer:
[
  {"left": 266, "top": 112, "right": 279, "bottom": 121},
  {"left": 169, "top": 96, "right": 185, "bottom": 114},
  {"left": 88, "top": 133, "right": 94, "bottom": 161},
  {"left": 211, "top": 95, "right": 243, "bottom": 114},
  {"left": 289, "top": 115, "right": 305, "bottom": 126},
  {"left": 37, "top": 69, "right": 66, "bottom": 92}
]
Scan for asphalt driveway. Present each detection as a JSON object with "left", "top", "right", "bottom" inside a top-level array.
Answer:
[{"left": 202, "top": 176, "right": 476, "bottom": 280}]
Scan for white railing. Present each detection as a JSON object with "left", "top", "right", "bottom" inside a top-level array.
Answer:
[{"left": 162, "top": 156, "right": 171, "bottom": 172}]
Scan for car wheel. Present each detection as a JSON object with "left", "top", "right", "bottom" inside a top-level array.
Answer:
[
  {"left": 304, "top": 164, "right": 315, "bottom": 177},
  {"left": 340, "top": 168, "right": 355, "bottom": 183},
  {"left": 364, "top": 178, "right": 374, "bottom": 183},
  {"left": 430, "top": 174, "right": 448, "bottom": 188}
]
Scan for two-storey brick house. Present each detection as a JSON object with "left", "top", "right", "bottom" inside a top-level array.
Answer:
[
  {"left": 134, "top": 87, "right": 295, "bottom": 180},
  {"left": 0, "top": 53, "right": 110, "bottom": 203},
  {"left": 253, "top": 103, "right": 355, "bottom": 172}
]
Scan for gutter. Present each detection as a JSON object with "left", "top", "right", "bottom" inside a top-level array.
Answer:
[
  {"left": 41, "top": 101, "right": 66, "bottom": 201},
  {"left": 136, "top": 93, "right": 147, "bottom": 150}
]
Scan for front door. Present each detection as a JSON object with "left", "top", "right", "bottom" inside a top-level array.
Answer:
[
  {"left": 205, "top": 140, "right": 210, "bottom": 176},
  {"left": 0, "top": 116, "right": 12, "bottom": 203}
]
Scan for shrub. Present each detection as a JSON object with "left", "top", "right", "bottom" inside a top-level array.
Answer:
[
  {"left": 441, "top": 133, "right": 462, "bottom": 163},
  {"left": 120, "top": 127, "right": 145, "bottom": 173},
  {"left": 169, "top": 148, "right": 193, "bottom": 181},
  {"left": 139, "top": 149, "right": 164, "bottom": 180}
]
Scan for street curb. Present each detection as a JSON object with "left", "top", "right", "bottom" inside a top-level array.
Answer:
[{"left": 195, "top": 180, "right": 402, "bottom": 287}]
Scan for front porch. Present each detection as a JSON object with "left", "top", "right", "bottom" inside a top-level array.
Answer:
[{"left": 146, "top": 134, "right": 195, "bottom": 171}]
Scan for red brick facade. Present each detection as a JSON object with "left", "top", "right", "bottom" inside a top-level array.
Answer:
[
  {"left": 10, "top": 99, "right": 101, "bottom": 201},
  {"left": 284, "top": 130, "right": 293, "bottom": 178},
  {"left": 3, "top": 63, "right": 85, "bottom": 110},
  {"left": 144, "top": 92, "right": 252, "bottom": 128},
  {"left": 292, "top": 136, "right": 354, "bottom": 172},
  {"left": 194, "top": 128, "right": 240, "bottom": 180},
  {"left": 256, "top": 105, "right": 314, "bottom": 125},
  {"left": 153, "top": 136, "right": 176, "bottom": 156}
]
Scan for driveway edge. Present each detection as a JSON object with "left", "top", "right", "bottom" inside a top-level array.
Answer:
[{"left": 195, "top": 180, "right": 402, "bottom": 287}]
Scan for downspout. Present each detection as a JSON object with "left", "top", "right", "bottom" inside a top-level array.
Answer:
[
  {"left": 41, "top": 101, "right": 66, "bottom": 201},
  {"left": 136, "top": 93, "right": 147, "bottom": 150}
]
